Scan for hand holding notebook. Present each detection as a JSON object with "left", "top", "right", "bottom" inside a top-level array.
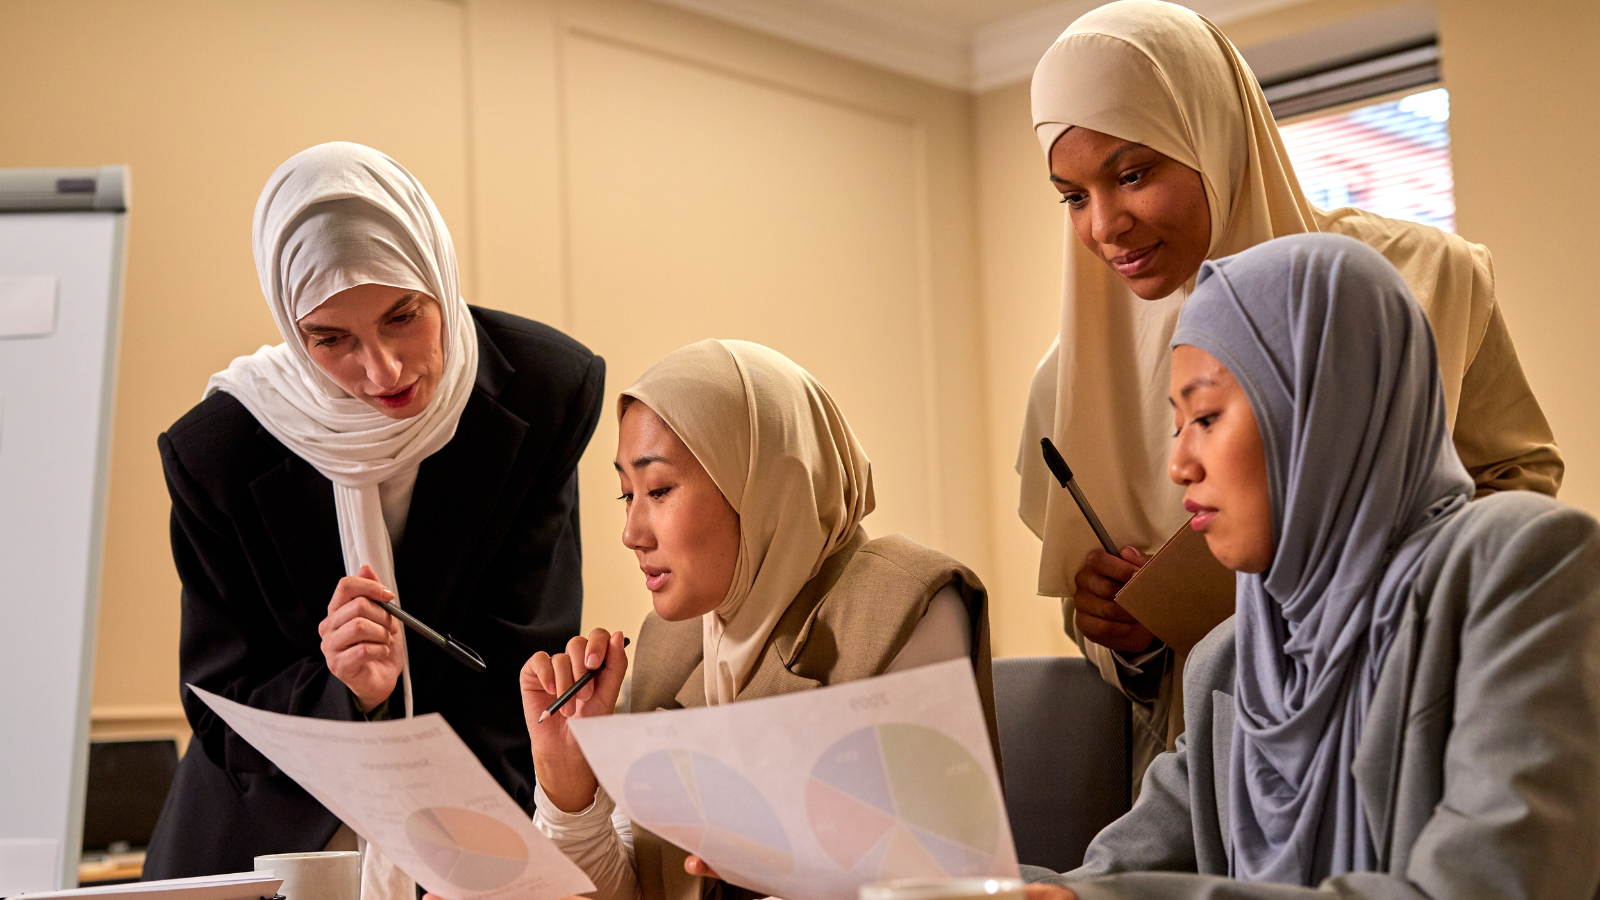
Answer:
[{"left": 1041, "top": 439, "right": 1235, "bottom": 655}]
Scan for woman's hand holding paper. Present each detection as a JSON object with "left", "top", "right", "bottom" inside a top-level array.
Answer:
[
  {"left": 318, "top": 564, "right": 404, "bottom": 712},
  {"left": 1072, "top": 548, "right": 1155, "bottom": 653},
  {"left": 683, "top": 855, "right": 722, "bottom": 881},
  {"left": 522, "top": 629, "right": 629, "bottom": 812}
]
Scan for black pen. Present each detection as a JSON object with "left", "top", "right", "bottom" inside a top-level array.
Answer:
[
  {"left": 537, "top": 637, "right": 631, "bottom": 724},
  {"left": 376, "top": 599, "right": 487, "bottom": 674},
  {"left": 1040, "top": 438, "right": 1119, "bottom": 555}
]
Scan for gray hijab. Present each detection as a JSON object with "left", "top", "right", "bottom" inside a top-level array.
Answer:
[{"left": 1172, "top": 233, "right": 1474, "bottom": 884}]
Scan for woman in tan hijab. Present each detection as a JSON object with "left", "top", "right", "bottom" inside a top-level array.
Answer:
[
  {"left": 508, "top": 339, "right": 996, "bottom": 900},
  {"left": 1017, "top": 0, "right": 1562, "bottom": 786}
]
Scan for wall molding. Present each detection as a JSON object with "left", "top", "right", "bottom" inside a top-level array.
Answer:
[
  {"left": 655, "top": 0, "right": 1315, "bottom": 93},
  {"left": 653, "top": 0, "right": 971, "bottom": 89}
]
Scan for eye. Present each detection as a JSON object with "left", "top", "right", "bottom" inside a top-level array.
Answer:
[
  {"left": 312, "top": 334, "right": 342, "bottom": 349},
  {"left": 1193, "top": 413, "right": 1218, "bottom": 430},
  {"left": 389, "top": 311, "right": 417, "bottom": 325},
  {"left": 1120, "top": 167, "right": 1150, "bottom": 187},
  {"left": 1059, "top": 191, "right": 1088, "bottom": 209},
  {"left": 648, "top": 487, "right": 672, "bottom": 500}
]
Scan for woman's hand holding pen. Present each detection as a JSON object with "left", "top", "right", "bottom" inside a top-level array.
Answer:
[
  {"left": 521, "top": 629, "right": 629, "bottom": 813},
  {"left": 1073, "top": 548, "right": 1156, "bottom": 653},
  {"left": 319, "top": 564, "right": 404, "bottom": 712}
]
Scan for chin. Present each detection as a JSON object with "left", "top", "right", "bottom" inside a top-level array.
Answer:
[
  {"left": 1124, "top": 271, "right": 1184, "bottom": 301},
  {"left": 1203, "top": 533, "right": 1269, "bottom": 575},
  {"left": 650, "top": 592, "right": 701, "bottom": 623}
]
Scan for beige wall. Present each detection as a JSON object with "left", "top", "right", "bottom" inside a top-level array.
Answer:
[
  {"left": 972, "top": 80, "right": 1081, "bottom": 658},
  {"left": 0, "top": 0, "right": 990, "bottom": 727},
  {"left": 1436, "top": 0, "right": 1600, "bottom": 514}
]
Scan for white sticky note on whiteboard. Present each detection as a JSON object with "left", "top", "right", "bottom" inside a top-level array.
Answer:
[{"left": 0, "top": 276, "right": 59, "bottom": 338}]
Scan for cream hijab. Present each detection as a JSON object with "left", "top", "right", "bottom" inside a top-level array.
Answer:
[
  {"left": 621, "top": 340, "right": 874, "bottom": 705},
  {"left": 1019, "top": 0, "right": 1496, "bottom": 597}
]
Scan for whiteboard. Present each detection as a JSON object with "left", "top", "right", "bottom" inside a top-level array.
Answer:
[{"left": 0, "top": 193, "right": 126, "bottom": 891}]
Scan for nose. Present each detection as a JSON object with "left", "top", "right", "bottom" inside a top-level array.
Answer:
[
  {"left": 621, "top": 499, "right": 654, "bottom": 553},
  {"left": 1169, "top": 428, "right": 1203, "bottom": 486},
  {"left": 1088, "top": 194, "right": 1133, "bottom": 247},
  {"left": 361, "top": 341, "right": 403, "bottom": 391}
]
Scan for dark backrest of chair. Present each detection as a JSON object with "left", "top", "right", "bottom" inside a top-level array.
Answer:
[
  {"left": 992, "top": 656, "right": 1131, "bottom": 873},
  {"left": 82, "top": 739, "right": 179, "bottom": 852}
]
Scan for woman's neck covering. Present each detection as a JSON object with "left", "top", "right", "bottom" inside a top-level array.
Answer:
[
  {"left": 621, "top": 340, "right": 874, "bottom": 705},
  {"left": 205, "top": 141, "right": 479, "bottom": 609},
  {"left": 1017, "top": 0, "right": 1495, "bottom": 601},
  {"left": 1172, "top": 233, "right": 1473, "bottom": 883}
]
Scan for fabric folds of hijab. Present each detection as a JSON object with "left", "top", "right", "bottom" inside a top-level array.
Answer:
[
  {"left": 205, "top": 141, "right": 478, "bottom": 654},
  {"left": 621, "top": 340, "right": 874, "bottom": 705},
  {"left": 1172, "top": 233, "right": 1473, "bottom": 883},
  {"left": 1018, "top": 0, "right": 1496, "bottom": 600}
]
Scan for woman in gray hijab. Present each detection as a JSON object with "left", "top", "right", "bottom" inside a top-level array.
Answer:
[{"left": 1023, "top": 232, "right": 1600, "bottom": 897}]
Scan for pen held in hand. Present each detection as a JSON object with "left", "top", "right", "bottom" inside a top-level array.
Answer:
[
  {"left": 537, "top": 636, "right": 632, "bottom": 724},
  {"left": 1040, "top": 437, "right": 1120, "bottom": 555},
  {"left": 375, "top": 598, "right": 487, "bottom": 674}
]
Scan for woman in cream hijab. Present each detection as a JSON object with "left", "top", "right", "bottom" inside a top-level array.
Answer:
[
  {"left": 497, "top": 339, "right": 997, "bottom": 900},
  {"left": 144, "top": 143, "right": 605, "bottom": 892},
  {"left": 1017, "top": 0, "right": 1562, "bottom": 783}
]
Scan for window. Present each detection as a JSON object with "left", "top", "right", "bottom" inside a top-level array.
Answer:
[{"left": 1279, "top": 87, "right": 1455, "bottom": 233}]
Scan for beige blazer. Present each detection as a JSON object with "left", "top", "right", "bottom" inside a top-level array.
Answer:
[{"left": 629, "top": 528, "right": 1000, "bottom": 900}]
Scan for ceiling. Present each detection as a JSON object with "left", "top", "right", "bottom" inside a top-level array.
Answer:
[{"left": 652, "top": 0, "right": 1436, "bottom": 92}]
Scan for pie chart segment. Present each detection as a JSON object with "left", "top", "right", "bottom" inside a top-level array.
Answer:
[
  {"left": 806, "top": 724, "right": 1001, "bottom": 880},
  {"left": 904, "top": 823, "right": 995, "bottom": 876},
  {"left": 624, "top": 750, "right": 795, "bottom": 876},
  {"left": 878, "top": 723, "right": 999, "bottom": 853},
  {"left": 804, "top": 777, "right": 896, "bottom": 869},
  {"left": 404, "top": 807, "right": 529, "bottom": 892},
  {"left": 810, "top": 725, "right": 896, "bottom": 815},
  {"left": 624, "top": 749, "right": 703, "bottom": 826}
]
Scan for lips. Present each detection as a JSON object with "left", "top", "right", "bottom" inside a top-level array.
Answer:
[
  {"left": 1184, "top": 498, "right": 1217, "bottom": 531},
  {"left": 372, "top": 384, "right": 416, "bottom": 409},
  {"left": 641, "top": 565, "right": 671, "bottom": 593},
  {"left": 1110, "top": 242, "right": 1160, "bottom": 278}
]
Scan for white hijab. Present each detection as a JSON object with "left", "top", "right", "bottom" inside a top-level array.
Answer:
[
  {"left": 207, "top": 141, "right": 477, "bottom": 598},
  {"left": 1019, "top": 0, "right": 1495, "bottom": 598}
]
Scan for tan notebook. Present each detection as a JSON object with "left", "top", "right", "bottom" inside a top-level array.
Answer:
[{"left": 1114, "top": 517, "right": 1237, "bottom": 655}]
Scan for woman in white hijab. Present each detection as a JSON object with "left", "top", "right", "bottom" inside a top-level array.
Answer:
[
  {"left": 1018, "top": 0, "right": 1562, "bottom": 783},
  {"left": 472, "top": 339, "right": 998, "bottom": 900},
  {"left": 1024, "top": 233, "right": 1600, "bottom": 900},
  {"left": 144, "top": 143, "right": 606, "bottom": 893}
]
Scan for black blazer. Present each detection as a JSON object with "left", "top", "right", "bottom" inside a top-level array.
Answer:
[{"left": 143, "top": 308, "right": 604, "bottom": 877}]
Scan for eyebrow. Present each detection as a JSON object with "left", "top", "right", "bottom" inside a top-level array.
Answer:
[
  {"left": 297, "top": 291, "right": 421, "bottom": 335},
  {"left": 1176, "top": 375, "right": 1221, "bottom": 401},
  {"left": 613, "top": 454, "right": 670, "bottom": 472},
  {"left": 1049, "top": 141, "right": 1152, "bottom": 186}
]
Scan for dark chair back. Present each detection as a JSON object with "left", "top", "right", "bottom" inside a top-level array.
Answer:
[
  {"left": 82, "top": 739, "right": 179, "bottom": 853},
  {"left": 992, "top": 656, "right": 1132, "bottom": 873}
]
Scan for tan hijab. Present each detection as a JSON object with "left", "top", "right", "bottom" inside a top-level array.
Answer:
[
  {"left": 622, "top": 340, "right": 875, "bottom": 704},
  {"left": 1019, "top": 0, "right": 1496, "bottom": 597}
]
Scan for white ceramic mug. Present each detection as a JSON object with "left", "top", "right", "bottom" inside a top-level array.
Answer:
[
  {"left": 860, "top": 878, "right": 1027, "bottom": 900},
  {"left": 254, "top": 850, "right": 361, "bottom": 900}
]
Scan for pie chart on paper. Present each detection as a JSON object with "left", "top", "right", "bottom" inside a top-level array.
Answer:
[
  {"left": 404, "top": 806, "right": 529, "bottom": 891},
  {"left": 806, "top": 723, "right": 1001, "bottom": 880},
  {"left": 624, "top": 749, "right": 795, "bottom": 878}
]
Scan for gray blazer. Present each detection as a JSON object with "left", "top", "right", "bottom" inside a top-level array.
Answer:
[{"left": 1034, "top": 492, "right": 1600, "bottom": 899}]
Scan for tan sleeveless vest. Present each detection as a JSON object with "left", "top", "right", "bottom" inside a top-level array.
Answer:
[{"left": 627, "top": 528, "right": 1000, "bottom": 900}]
